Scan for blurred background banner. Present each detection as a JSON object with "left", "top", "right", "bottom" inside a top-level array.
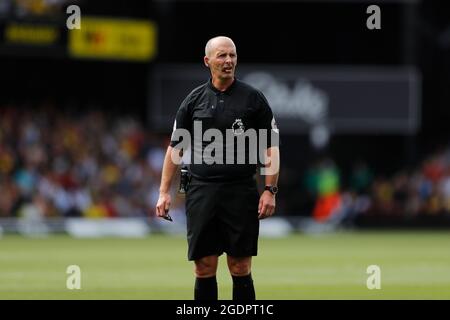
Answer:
[
  {"left": 150, "top": 64, "right": 421, "bottom": 134},
  {"left": 0, "top": 1, "right": 157, "bottom": 61},
  {"left": 0, "top": 19, "right": 67, "bottom": 57},
  {"left": 0, "top": 17, "right": 157, "bottom": 61},
  {"left": 68, "top": 17, "right": 157, "bottom": 62}
]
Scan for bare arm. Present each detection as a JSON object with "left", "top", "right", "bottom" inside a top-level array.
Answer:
[
  {"left": 263, "top": 146, "right": 280, "bottom": 187},
  {"left": 155, "top": 146, "right": 182, "bottom": 217},
  {"left": 159, "top": 146, "right": 181, "bottom": 193},
  {"left": 258, "top": 146, "right": 280, "bottom": 219}
]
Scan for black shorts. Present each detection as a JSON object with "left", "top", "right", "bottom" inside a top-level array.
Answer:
[{"left": 185, "top": 176, "right": 260, "bottom": 261}]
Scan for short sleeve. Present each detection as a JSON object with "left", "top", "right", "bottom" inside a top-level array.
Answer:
[
  {"left": 255, "top": 90, "right": 280, "bottom": 148},
  {"left": 169, "top": 96, "right": 191, "bottom": 148}
]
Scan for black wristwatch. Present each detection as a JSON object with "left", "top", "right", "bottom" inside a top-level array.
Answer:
[{"left": 264, "top": 185, "right": 278, "bottom": 195}]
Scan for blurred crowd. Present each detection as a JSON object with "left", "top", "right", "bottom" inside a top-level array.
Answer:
[
  {"left": 0, "top": 105, "right": 183, "bottom": 219},
  {"left": 368, "top": 150, "right": 450, "bottom": 216},
  {"left": 303, "top": 148, "right": 450, "bottom": 224},
  {"left": 1, "top": 106, "right": 450, "bottom": 222}
]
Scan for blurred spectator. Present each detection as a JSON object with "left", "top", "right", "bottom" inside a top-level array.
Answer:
[
  {"left": 308, "top": 158, "right": 342, "bottom": 222},
  {"left": 17, "top": 194, "right": 50, "bottom": 236},
  {"left": 350, "top": 160, "right": 373, "bottom": 194}
]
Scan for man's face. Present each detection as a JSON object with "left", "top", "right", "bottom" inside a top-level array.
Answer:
[{"left": 205, "top": 42, "right": 237, "bottom": 81}]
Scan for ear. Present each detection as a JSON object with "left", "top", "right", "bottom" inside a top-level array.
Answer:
[{"left": 204, "top": 56, "right": 209, "bottom": 68}]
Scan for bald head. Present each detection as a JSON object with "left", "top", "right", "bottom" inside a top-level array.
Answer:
[
  {"left": 205, "top": 36, "right": 236, "bottom": 58},
  {"left": 204, "top": 36, "right": 237, "bottom": 86}
]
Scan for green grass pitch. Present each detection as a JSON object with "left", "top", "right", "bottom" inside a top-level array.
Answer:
[{"left": 1, "top": 231, "right": 450, "bottom": 300}]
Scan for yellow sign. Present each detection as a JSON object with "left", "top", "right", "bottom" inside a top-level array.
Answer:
[
  {"left": 69, "top": 17, "right": 157, "bottom": 61},
  {"left": 5, "top": 23, "right": 59, "bottom": 45}
]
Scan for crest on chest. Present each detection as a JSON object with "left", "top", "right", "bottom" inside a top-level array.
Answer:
[{"left": 231, "top": 118, "right": 245, "bottom": 135}]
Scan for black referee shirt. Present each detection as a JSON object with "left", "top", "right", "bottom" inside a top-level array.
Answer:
[{"left": 170, "top": 78, "right": 279, "bottom": 182}]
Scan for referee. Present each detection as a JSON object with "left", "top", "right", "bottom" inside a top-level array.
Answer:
[{"left": 156, "top": 36, "right": 280, "bottom": 300}]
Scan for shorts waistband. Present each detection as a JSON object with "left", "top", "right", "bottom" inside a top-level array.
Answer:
[{"left": 190, "top": 174, "right": 256, "bottom": 184}]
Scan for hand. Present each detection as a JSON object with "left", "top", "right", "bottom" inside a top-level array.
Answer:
[
  {"left": 156, "top": 192, "right": 171, "bottom": 219},
  {"left": 258, "top": 191, "right": 276, "bottom": 219}
]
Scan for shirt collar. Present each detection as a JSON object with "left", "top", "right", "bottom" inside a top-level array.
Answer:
[{"left": 207, "top": 77, "right": 237, "bottom": 95}]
